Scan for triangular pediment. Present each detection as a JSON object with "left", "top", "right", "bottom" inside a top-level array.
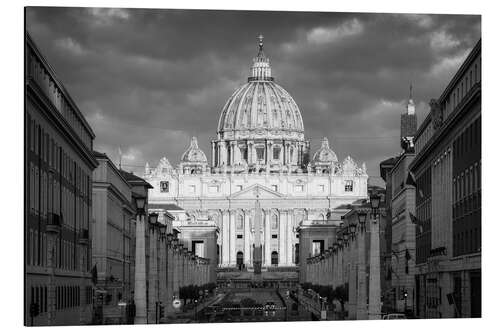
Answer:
[{"left": 229, "top": 184, "right": 284, "bottom": 199}]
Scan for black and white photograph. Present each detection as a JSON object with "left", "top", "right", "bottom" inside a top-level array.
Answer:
[{"left": 16, "top": 1, "right": 489, "bottom": 329}]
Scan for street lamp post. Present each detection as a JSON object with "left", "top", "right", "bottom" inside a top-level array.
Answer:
[
  {"left": 356, "top": 210, "right": 368, "bottom": 320},
  {"left": 368, "top": 193, "right": 382, "bottom": 320},
  {"left": 147, "top": 213, "right": 159, "bottom": 324}
]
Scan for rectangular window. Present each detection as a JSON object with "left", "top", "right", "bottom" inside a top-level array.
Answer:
[
  {"left": 188, "top": 185, "right": 196, "bottom": 194},
  {"left": 272, "top": 234, "right": 278, "bottom": 239},
  {"left": 208, "top": 185, "right": 219, "bottom": 193},
  {"left": 295, "top": 185, "right": 304, "bottom": 192},
  {"left": 318, "top": 184, "right": 325, "bottom": 192},
  {"left": 271, "top": 185, "right": 278, "bottom": 192},
  {"left": 236, "top": 185, "right": 243, "bottom": 191},
  {"left": 236, "top": 234, "right": 243, "bottom": 239},
  {"left": 345, "top": 180, "right": 354, "bottom": 192},
  {"left": 192, "top": 240, "right": 204, "bottom": 257},
  {"left": 312, "top": 240, "right": 324, "bottom": 256}
]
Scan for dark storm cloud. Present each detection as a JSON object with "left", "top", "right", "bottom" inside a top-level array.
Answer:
[{"left": 25, "top": 7, "right": 480, "bottom": 179}]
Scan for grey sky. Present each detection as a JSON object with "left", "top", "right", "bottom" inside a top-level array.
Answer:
[{"left": 25, "top": 7, "right": 480, "bottom": 181}]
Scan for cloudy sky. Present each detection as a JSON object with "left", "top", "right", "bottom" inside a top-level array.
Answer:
[{"left": 26, "top": 7, "right": 480, "bottom": 181}]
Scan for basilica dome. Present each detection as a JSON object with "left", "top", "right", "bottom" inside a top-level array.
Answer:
[
  {"left": 181, "top": 137, "right": 207, "bottom": 164},
  {"left": 312, "top": 137, "right": 338, "bottom": 164},
  {"left": 217, "top": 36, "right": 304, "bottom": 141}
]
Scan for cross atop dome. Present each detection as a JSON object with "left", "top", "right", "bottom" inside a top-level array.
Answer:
[{"left": 258, "top": 34, "right": 264, "bottom": 52}]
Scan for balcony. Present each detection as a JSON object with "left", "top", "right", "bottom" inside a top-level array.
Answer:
[
  {"left": 46, "top": 213, "right": 62, "bottom": 234},
  {"left": 79, "top": 228, "right": 89, "bottom": 244}
]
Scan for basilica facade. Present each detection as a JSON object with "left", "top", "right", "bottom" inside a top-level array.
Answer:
[{"left": 143, "top": 36, "right": 368, "bottom": 268}]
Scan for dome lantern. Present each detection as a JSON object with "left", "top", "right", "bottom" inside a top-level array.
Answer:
[{"left": 249, "top": 34, "right": 273, "bottom": 82}]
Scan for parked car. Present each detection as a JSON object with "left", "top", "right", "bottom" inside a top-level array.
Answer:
[{"left": 382, "top": 313, "right": 407, "bottom": 320}]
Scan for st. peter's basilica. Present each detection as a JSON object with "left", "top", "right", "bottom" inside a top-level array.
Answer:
[{"left": 143, "top": 36, "right": 368, "bottom": 269}]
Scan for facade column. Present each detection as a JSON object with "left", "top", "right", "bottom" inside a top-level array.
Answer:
[
  {"left": 264, "top": 210, "right": 271, "bottom": 266},
  {"left": 244, "top": 210, "right": 251, "bottom": 266},
  {"left": 134, "top": 215, "right": 147, "bottom": 324},
  {"left": 287, "top": 210, "right": 293, "bottom": 265},
  {"left": 279, "top": 209, "right": 286, "bottom": 265},
  {"left": 368, "top": 216, "right": 381, "bottom": 319},
  {"left": 222, "top": 210, "right": 230, "bottom": 266},
  {"left": 229, "top": 211, "right": 236, "bottom": 266}
]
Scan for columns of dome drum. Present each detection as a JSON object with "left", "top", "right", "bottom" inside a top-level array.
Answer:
[
  {"left": 234, "top": 141, "right": 241, "bottom": 165},
  {"left": 211, "top": 141, "right": 216, "bottom": 168},
  {"left": 266, "top": 141, "right": 272, "bottom": 165}
]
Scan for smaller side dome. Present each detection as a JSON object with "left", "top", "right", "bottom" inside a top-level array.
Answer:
[
  {"left": 312, "top": 137, "right": 338, "bottom": 164},
  {"left": 181, "top": 137, "right": 207, "bottom": 163}
]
